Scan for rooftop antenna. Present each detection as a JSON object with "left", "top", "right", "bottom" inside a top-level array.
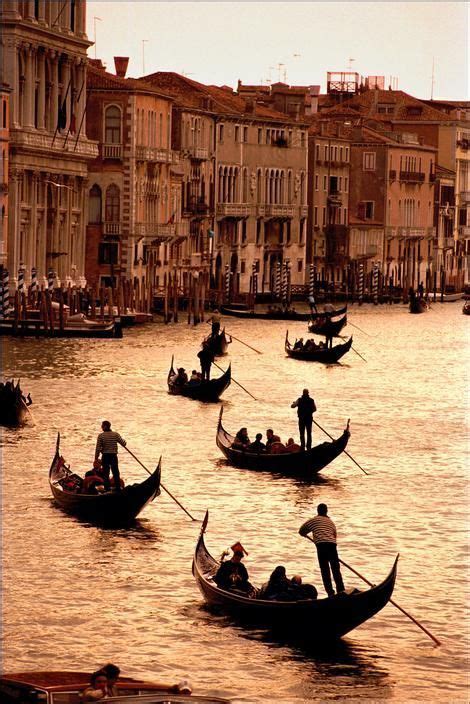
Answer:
[
  {"left": 93, "top": 16, "right": 102, "bottom": 59},
  {"left": 431, "top": 56, "right": 435, "bottom": 100},
  {"left": 142, "top": 39, "right": 148, "bottom": 75},
  {"left": 277, "top": 63, "right": 285, "bottom": 82},
  {"left": 348, "top": 57, "right": 355, "bottom": 71}
]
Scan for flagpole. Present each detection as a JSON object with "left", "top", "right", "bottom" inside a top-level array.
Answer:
[
  {"left": 52, "top": 77, "right": 72, "bottom": 148},
  {"left": 74, "top": 88, "right": 93, "bottom": 151},
  {"left": 63, "top": 78, "right": 84, "bottom": 149}
]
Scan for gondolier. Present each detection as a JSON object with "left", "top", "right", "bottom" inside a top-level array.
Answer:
[
  {"left": 299, "top": 503, "right": 345, "bottom": 597},
  {"left": 95, "top": 420, "right": 126, "bottom": 492},
  {"left": 207, "top": 309, "right": 221, "bottom": 337},
  {"left": 291, "top": 388, "right": 316, "bottom": 451},
  {"left": 198, "top": 341, "right": 215, "bottom": 381}
]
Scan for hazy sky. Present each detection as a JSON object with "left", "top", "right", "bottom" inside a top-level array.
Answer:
[{"left": 87, "top": 2, "right": 468, "bottom": 100}]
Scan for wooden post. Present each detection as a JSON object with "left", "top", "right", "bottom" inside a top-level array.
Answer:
[
  {"left": 173, "top": 272, "right": 178, "bottom": 323},
  {"left": 45, "top": 289, "right": 54, "bottom": 333},
  {"left": 59, "top": 288, "right": 65, "bottom": 330},
  {"left": 108, "top": 286, "right": 114, "bottom": 319},
  {"left": 200, "top": 271, "right": 206, "bottom": 322},
  {"left": 187, "top": 277, "right": 193, "bottom": 325},
  {"left": 91, "top": 285, "right": 97, "bottom": 319},
  {"left": 164, "top": 275, "right": 169, "bottom": 324},
  {"left": 99, "top": 287, "right": 105, "bottom": 320},
  {"left": 117, "top": 281, "right": 122, "bottom": 317}
]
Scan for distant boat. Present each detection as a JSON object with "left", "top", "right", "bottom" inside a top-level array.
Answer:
[
  {"left": 220, "top": 305, "right": 311, "bottom": 321},
  {"left": 409, "top": 298, "right": 428, "bottom": 314},
  {"left": 203, "top": 328, "right": 231, "bottom": 356},
  {"left": 285, "top": 331, "right": 353, "bottom": 363},
  {"left": 167, "top": 357, "right": 231, "bottom": 402}
]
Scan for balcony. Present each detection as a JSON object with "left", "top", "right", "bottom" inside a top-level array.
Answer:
[
  {"left": 184, "top": 197, "right": 211, "bottom": 217},
  {"left": 103, "top": 143, "right": 123, "bottom": 159},
  {"left": 356, "top": 245, "right": 378, "bottom": 259},
  {"left": 389, "top": 169, "right": 397, "bottom": 181},
  {"left": 103, "top": 222, "right": 121, "bottom": 235},
  {"left": 443, "top": 237, "right": 456, "bottom": 249},
  {"left": 134, "top": 222, "right": 176, "bottom": 240},
  {"left": 460, "top": 191, "right": 470, "bottom": 203},
  {"left": 399, "top": 171, "right": 425, "bottom": 183},
  {"left": 187, "top": 145, "right": 209, "bottom": 160},
  {"left": 257, "top": 204, "right": 295, "bottom": 218},
  {"left": 300, "top": 205, "right": 309, "bottom": 218},
  {"left": 10, "top": 128, "right": 98, "bottom": 159},
  {"left": 327, "top": 190, "right": 342, "bottom": 206},
  {"left": 459, "top": 226, "right": 470, "bottom": 237},
  {"left": 398, "top": 227, "right": 435, "bottom": 239},
  {"left": 136, "top": 145, "right": 171, "bottom": 162},
  {"left": 217, "top": 203, "right": 251, "bottom": 217}
]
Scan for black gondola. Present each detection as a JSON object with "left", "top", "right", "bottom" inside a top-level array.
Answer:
[
  {"left": 203, "top": 328, "right": 232, "bottom": 356},
  {"left": 308, "top": 314, "right": 347, "bottom": 337},
  {"left": 220, "top": 305, "right": 311, "bottom": 321},
  {"left": 285, "top": 331, "right": 353, "bottom": 363},
  {"left": 462, "top": 301, "right": 470, "bottom": 315},
  {"left": 167, "top": 357, "right": 231, "bottom": 402},
  {"left": 409, "top": 298, "right": 428, "bottom": 314},
  {"left": 193, "top": 512, "right": 399, "bottom": 641},
  {"left": 216, "top": 408, "right": 350, "bottom": 476},
  {"left": 309, "top": 305, "right": 347, "bottom": 319},
  {"left": 0, "top": 380, "right": 32, "bottom": 427},
  {"left": 48, "top": 434, "right": 161, "bottom": 525}
]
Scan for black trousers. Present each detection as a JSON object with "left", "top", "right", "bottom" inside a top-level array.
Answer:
[
  {"left": 316, "top": 542, "right": 344, "bottom": 596},
  {"left": 101, "top": 453, "right": 121, "bottom": 491},
  {"left": 212, "top": 322, "right": 220, "bottom": 336},
  {"left": 298, "top": 416, "right": 313, "bottom": 450},
  {"left": 201, "top": 362, "right": 211, "bottom": 381}
]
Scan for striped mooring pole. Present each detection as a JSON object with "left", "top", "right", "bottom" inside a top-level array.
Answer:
[
  {"left": 48, "top": 269, "right": 55, "bottom": 294},
  {"left": 252, "top": 262, "right": 258, "bottom": 300},
  {"left": 2, "top": 269, "right": 11, "bottom": 318},
  {"left": 224, "top": 263, "right": 231, "bottom": 301},
  {"left": 18, "top": 264, "right": 25, "bottom": 295},
  {"left": 373, "top": 262, "right": 379, "bottom": 305},
  {"left": 275, "top": 260, "right": 282, "bottom": 298},
  {"left": 358, "top": 263, "right": 364, "bottom": 305},
  {"left": 281, "top": 260, "right": 290, "bottom": 305},
  {"left": 31, "top": 267, "right": 38, "bottom": 294},
  {"left": 309, "top": 265, "right": 316, "bottom": 299}
]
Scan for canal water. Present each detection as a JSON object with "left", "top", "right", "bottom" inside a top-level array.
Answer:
[{"left": 1, "top": 302, "right": 468, "bottom": 703}]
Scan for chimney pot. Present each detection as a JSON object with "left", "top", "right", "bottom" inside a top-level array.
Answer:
[{"left": 114, "top": 56, "right": 129, "bottom": 79}]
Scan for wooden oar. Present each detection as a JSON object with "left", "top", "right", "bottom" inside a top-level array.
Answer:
[
  {"left": 339, "top": 336, "right": 367, "bottom": 362},
  {"left": 313, "top": 419, "right": 369, "bottom": 475},
  {"left": 225, "top": 331, "right": 262, "bottom": 355},
  {"left": 303, "top": 536, "right": 441, "bottom": 646},
  {"left": 212, "top": 361, "right": 257, "bottom": 401},
  {"left": 124, "top": 446, "right": 197, "bottom": 521},
  {"left": 347, "top": 320, "right": 372, "bottom": 337}
]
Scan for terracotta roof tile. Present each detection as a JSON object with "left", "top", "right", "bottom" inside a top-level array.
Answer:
[
  {"left": 320, "top": 89, "right": 452, "bottom": 122},
  {"left": 87, "top": 65, "right": 173, "bottom": 102}
]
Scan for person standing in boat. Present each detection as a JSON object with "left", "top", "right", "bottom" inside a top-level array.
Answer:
[
  {"left": 95, "top": 420, "right": 126, "bottom": 493},
  {"left": 291, "top": 388, "right": 316, "bottom": 451},
  {"left": 198, "top": 341, "right": 215, "bottom": 381},
  {"left": 299, "top": 503, "right": 345, "bottom": 598},
  {"left": 207, "top": 308, "right": 221, "bottom": 337}
]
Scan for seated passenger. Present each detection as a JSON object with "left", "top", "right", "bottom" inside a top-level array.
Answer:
[
  {"left": 232, "top": 427, "right": 250, "bottom": 450},
  {"left": 171, "top": 367, "right": 188, "bottom": 386},
  {"left": 291, "top": 575, "right": 318, "bottom": 600},
  {"left": 270, "top": 441, "right": 288, "bottom": 454},
  {"left": 81, "top": 670, "right": 108, "bottom": 701},
  {"left": 265, "top": 429, "right": 281, "bottom": 452},
  {"left": 293, "top": 338, "right": 304, "bottom": 351},
  {"left": 214, "top": 542, "right": 254, "bottom": 595},
  {"left": 248, "top": 433, "right": 266, "bottom": 453},
  {"left": 286, "top": 437, "right": 302, "bottom": 453},
  {"left": 187, "top": 369, "right": 201, "bottom": 387},
  {"left": 82, "top": 460, "right": 106, "bottom": 494}
]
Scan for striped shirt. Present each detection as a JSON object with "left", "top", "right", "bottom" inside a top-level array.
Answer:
[
  {"left": 299, "top": 515, "right": 337, "bottom": 544},
  {"left": 95, "top": 431, "right": 126, "bottom": 456}
]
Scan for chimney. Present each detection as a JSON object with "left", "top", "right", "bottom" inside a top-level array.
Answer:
[
  {"left": 114, "top": 56, "right": 129, "bottom": 78},
  {"left": 244, "top": 97, "right": 256, "bottom": 114}
]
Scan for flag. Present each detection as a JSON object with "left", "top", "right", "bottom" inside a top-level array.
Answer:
[
  {"left": 207, "top": 229, "right": 215, "bottom": 238},
  {"left": 57, "top": 96, "right": 67, "bottom": 130},
  {"left": 166, "top": 211, "right": 176, "bottom": 225},
  {"left": 69, "top": 112, "right": 76, "bottom": 135}
]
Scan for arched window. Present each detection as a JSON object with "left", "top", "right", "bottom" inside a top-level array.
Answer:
[
  {"left": 105, "top": 184, "right": 120, "bottom": 222},
  {"left": 257, "top": 169, "right": 262, "bottom": 203},
  {"left": 88, "top": 184, "right": 102, "bottom": 223},
  {"left": 287, "top": 171, "right": 292, "bottom": 204},
  {"left": 105, "top": 106, "right": 121, "bottom": 144},
  {"left": 242, "top": 169, "right": 248, "bottom": 202}
]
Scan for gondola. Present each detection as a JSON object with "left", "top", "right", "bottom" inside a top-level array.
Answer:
[
  {"left": 285, "top": 331, "right": 353, "bottom": 363},
  {"left": 0, "top": 317, "right": 122, "bottom": 338},
  {"left": 462, "top": 301, "right": 470, "bottom": 315},
  {"left": 193, "top": 512, "right": 399, "bottom": 641},
  {"left": 167, "top": 357, "right": 231, "bottom": 402},
  {"left": 309, "top": 304, "right": 347, "bottom": 319},
  {"left": 220, "top": 305, "right": 311, "bottom": 321},
  {"left": 216, "top": 408, "right": 350, "bottom": 476},
  {"left": 0, "top": 380, "right": 32, "bottom": 427},
  {"left": 203, "top": 328, "right": 232, "bottom": 356},
  {"left": 308, "top": 314, "right": 347, "bottom": 337},
  {"left": 48, "top": 434, "right": 161, "bottom": 525},
  {"left": 409, "top": 298, "right": 428, "bottom": 314}
]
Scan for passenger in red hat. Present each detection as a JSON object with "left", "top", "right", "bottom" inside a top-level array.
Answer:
[{"left": 214, "top": 541, "right": 254, "bottom": 594}]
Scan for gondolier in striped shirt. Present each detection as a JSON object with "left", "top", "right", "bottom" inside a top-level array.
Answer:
[
  {"left": 95, "top": 420, "right": 126, "bottom": 492},
  {"left": 299, "top": 503, "right": 345, "bottom": 597}
]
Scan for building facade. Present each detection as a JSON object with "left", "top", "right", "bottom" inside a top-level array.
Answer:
[
  {"left": 85, "top": 59, "right": 182, "bottom": 291},
  {"left": 0, "top": 0, "right": 97, "bottom": 287},
  {"left": 0, "top": 84, "right": 10, "bottom": 268}
]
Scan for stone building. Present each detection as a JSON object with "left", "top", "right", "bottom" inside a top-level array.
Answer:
[
  {"left": 85, "top": 59, "right": 180, "bottom": 291},
  {"left": 0, "top": 84, "right": 10, "bottom": 268},
  {"left": 0, "top": 0, "right": 97, "bottom": 287},
  {"left": 141, "top": 72, "right": 309, "bottom": 297}
]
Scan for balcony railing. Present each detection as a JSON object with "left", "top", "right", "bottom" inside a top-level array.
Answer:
[
  {"left": 103, "top": 222, "right": 121, "bottom": 235},
  {"left": 389, "top": 169, "right": 397, "bottom": 180},
  {"left": 184, "top": 198, "right": 211, "bottom": 216},
  {"left": 134, "top": 222, "right": 176, "bottom": 239},
  {"left": 443, "top": 237, "right": 456, "bottom": 249},
  {"left": 399, "top": 171, "right": 425, "bottom": 183},
  {"left": 103, "top": 143, "right": 123, "bottom": 159},
  {"left": 217, "top": 203, "right": 251, "bottom": 217},
  {"left": 258, "top": 204, "right": 295, "bottom": 218},
  {"left": 356, "top": 245, "right": 378, "bottom": 258},
  {"left": 459, "top": 226, "right": 470, "bottom": 237},
  {"left": 187, "top": 146, "right": 209, "bottom": 160},
  {"left": 460, "top": 191, "right": 470, "bottom": 203},
  {"left": 10, "top": 128, "right": 98, "bottom": 158},
  {"left": 136, "top": 145, "right": 171, "bottom": 162}
]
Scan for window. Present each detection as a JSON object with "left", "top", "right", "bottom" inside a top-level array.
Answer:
[
  {"left": 241, "top": 260, "right": 246, "bottom": 274},
  {"left": 88, "top": 184, "right": 102, "bottom": 223},
  {"left": 316, "top": 144, "right": 320, "bottom": 161},
  {"left": 315, "top": 174, "right": 319, "bottom": 191},
  {"left": 344, "top": 177, "right": 348, "bottom": 192},
  {"left": 243, "top": 126, "right": 248, "bottom": 142},
  {"left": 339, "top": 147, "right": 343, "bottom": 162},
  {"left": 105, "top": 184, "right": 120, "bottom": 222},
  {"left": 258, "top": 127, "right": 262, "bottom": 144},
  {"left": 314, "top": 206, "right": 318, "bottom": 226},
  {"left": 363, "top": 152, "right": 376, "bottom": 171},
  {"left": 300, "top": 131, "right": 306, "bottom": 147},
  {"left": 358, "top": 201, "right": 375, "bottom": 219},
  {"left": 323, "top": 175, "right": 327, "bottom": 191},
  {"left": 235, "top": 125, "right": 240, "bottom": 142},
  {"left": 324, "top": 145, "right": 328, "bottom": 161},
  {"left": 98, "top": 242, "right": 118, "bottom": 265},
  {"left": 345, "top": 147, "right": 349, "bottom": 162},
  {"left": 322, "top": 206, "right": 326, "bottom": 226},
  {"left": 300, "top": 219, "right": 305, "bottom": 244},
  {"left": 218, "top": 124, "right": 224, "bottom": 142},
  {"left": 104, "top": 106, "right": 121, "bottom": 144},
  {"left": 256, "top": 219, "right": 261, "bottom": 244},
  {"left": 297, "top": 259, "right": 303, "bottom": 273},
  {"left": 241, "top": 220, "right": 247, "bottom": 243}
]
